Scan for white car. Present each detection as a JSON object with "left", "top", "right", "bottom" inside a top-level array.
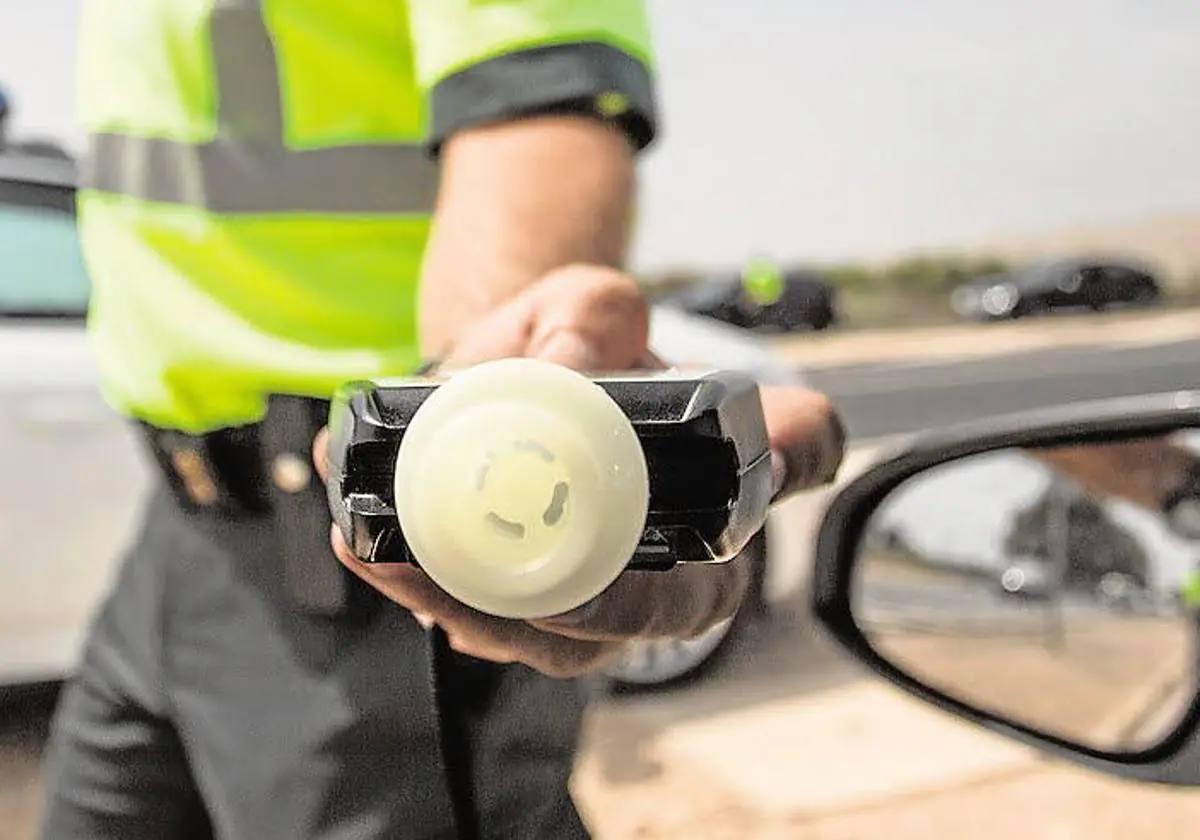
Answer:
[
  {"left": 0, "top": 155, "right": 797, "bottom": 690},
  {"left": 0, "top": 153, "right": 149, "bottom": 686},
  {"left": 603, "top": 308, "right": 802, "bottom": 689}
]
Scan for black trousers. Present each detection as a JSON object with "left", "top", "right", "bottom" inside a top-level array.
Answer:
[{"left": 40, "top": 486, "right": 590, "bottom": 839}]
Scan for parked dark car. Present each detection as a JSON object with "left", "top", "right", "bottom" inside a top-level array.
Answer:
[
  {"left": 999, "top": 485, "right": 1150, "bottom": 606},
  {"left": 666, "top": 270, "right": 838, "bottom": 332},
  {"left": 951, "top": 258, "right": 1160, "bottom": 321}
]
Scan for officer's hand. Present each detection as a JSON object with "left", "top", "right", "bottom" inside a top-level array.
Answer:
[
  {"left": 436, "top": 263, "right": 651, "bottom": 371},
  {"left": 314, "top": 265, "right": 843, "bottom": 678}
]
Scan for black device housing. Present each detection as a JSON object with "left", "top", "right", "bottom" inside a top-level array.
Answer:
[{"left": 325, "top": 372, "right": 772, "bottom": 570}]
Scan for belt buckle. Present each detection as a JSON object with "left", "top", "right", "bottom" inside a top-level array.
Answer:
[{"left": 169, "top": 446, "right": 221, "bottom": 507}]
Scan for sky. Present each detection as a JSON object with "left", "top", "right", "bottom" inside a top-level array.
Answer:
[{"left": 4, "top": 0, "right": 1199, "bottom": 270}]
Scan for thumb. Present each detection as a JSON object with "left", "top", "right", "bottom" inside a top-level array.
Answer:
[
  {"left": 760, "top": 386, "right": 845, "bottom": 500},
  {"left": 531, "top": 329, "right": 602, "bottom": 370},
  {"left": 312, "top": 427, "right": 330, "bottom": 482}
]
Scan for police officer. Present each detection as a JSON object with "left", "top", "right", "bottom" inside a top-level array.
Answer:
[{"left": 42, "top": 2, "right": 845, "bottom": 838}]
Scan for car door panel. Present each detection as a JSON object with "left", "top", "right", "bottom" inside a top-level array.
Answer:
[{"left": 0, "top": 173, "right": 149, "bottom": 684}]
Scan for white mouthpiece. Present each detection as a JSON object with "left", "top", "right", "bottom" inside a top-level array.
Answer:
[{"left": 393, "top": 358, "right": 649, "bottom": 618}]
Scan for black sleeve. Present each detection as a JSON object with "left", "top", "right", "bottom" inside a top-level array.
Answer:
[{"left": 427, "top": 41, "right": 658, "bottom": 154}]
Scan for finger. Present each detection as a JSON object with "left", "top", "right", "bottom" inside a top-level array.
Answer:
[
  {"left": 330, "top": 531, "right": 529, "bottom": 660},
  {"left": 448, "top": 626, "right": 623, "bottom": 679},
  {"left": 532, "top": 329, "right": 601, "bottom": 369},
  {"left": 312, "top": 427, "right": 330, "bottom": 483},
  {"left": 526, "top": 265, "right": 649, "bottom": 370},
  {"left": 442, "top": 265, "right": 649, "bottom": 372},
  {"left": 441, "top": 293, "right": 536, "bottom": 370},
  {"left": 331, "top": 526, "right": 502, "bottom": 629},
  {"left": 640, "top": 350, "right": 668, "bottom": 370},
  {"left": 759, "top": 386, "right": 845, "bottom": 500},
  {"left": 770, "top": 450, "right": 790, "bottom": 498},
  {"left": 530, "top": 558, "right": 750, "bottom": 642},
  {"left": 331, "top": 524, "right": 454, "bottom": 616},
  {"left": 331, "top": 526, "right": 620, "bottom": 677},
  {"left": 432, "top": 594, "right": 622, "bottom": 678}
]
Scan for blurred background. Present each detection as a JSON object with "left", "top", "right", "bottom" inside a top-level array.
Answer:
[{"left": 4, "top": 0, "right": 1200, "bottom": 837}]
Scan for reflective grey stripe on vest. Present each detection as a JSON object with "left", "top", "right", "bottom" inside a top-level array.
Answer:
[
  {"left": 85, "top": 135, "right": 440, "bottom": 214},
  {"left": 83, "top": 0, "right": 439, "bottom": 214}
]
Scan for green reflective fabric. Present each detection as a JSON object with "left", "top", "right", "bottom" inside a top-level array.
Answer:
[
  {"left": 266, "top": 0, "right": 425, "bottom": 148},
  {"left": 79, "top": 0, "right": 218, "bottom": 141},
  {"left": 80, "top": 0, "right": 652, "bottom": 431},
  {"left": 82, "top": 192, "right": 427, "bottom": 432}
]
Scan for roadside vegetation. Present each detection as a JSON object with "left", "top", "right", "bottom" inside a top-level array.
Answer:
[
  {"left": 822, "top": 254, "right": 1010, "bottom": 327},
  {"left": 644, "top": 254, "right": 1200, "bottom": 330},
  {"left": 643, "top": 254, "right": 1011, "bottom": 328}
]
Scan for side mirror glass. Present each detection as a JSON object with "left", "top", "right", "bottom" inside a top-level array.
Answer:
[{"left": 814, "top": 396, "right": 1200, "bottom": 784}]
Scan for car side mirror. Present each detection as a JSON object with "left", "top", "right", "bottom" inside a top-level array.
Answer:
[{"left": 813, "top": 392, "right": 1200, "bottom": 785}]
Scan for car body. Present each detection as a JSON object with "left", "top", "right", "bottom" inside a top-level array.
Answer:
[
  {"left": 665, "top": 270, "right": 837, "bottom": 333},
  {"left": 0, "top": 152, "right": 150, "bottom": 686},
  {"left": 951, "top": 258, "right": 1160, "bottom": 321},
  {"left": 997, "top": 556, "right": 1054, "bottom": 600},
  {"left": 603, "top": 308, "right": 808, "bottom": 689},
  {"left": 0, "top": 158, "right": 796, "bottom": 689}
]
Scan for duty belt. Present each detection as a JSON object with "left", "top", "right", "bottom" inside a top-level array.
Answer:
[{"left": 139, "top": 395, "right": 355, "bottom": 616}]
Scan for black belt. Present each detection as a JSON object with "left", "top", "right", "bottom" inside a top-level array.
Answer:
[{"left": 139, "top": 395, "right": 357, "bottom": 617}]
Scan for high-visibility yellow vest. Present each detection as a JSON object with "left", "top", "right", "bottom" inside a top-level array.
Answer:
[{"left": 80, "top": 0, "right": 656, "bottom": 432}]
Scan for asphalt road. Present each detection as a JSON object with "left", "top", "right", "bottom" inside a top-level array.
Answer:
[{"left": 807, "top": 338, "right": 1200, "bottom": 439}]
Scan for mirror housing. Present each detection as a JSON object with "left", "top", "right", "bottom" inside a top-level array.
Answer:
[{"left": 813, "top": 391, "right": 1200, "bottom": 785}]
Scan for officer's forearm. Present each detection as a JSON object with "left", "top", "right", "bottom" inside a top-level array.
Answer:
[{"left": 418, "top": 116, "right": 636, "bottom": 357}]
